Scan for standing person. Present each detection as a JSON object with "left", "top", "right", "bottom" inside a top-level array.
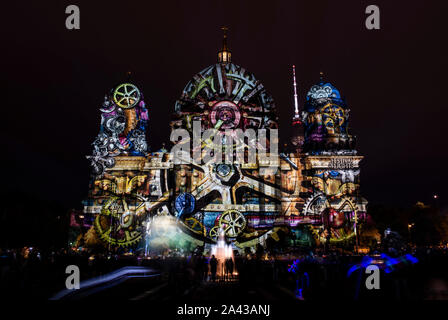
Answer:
[
  {"left": 210, "top": 255, "right": 218, "bottom": 282},
  {"left": 234, "top": 252, "right": 242, "bottom": 282},
  {"left": 226, "top": 258, "right": 234, "bottom": 280},
  {"left": 196, "top": 255, "right": 204, "bottom": 283},
  {"left": 224, "top": 258, "right": 229, "bottom": 280},
  {"left": 202, "top": 255, "right": 209, "bottom": 281}
]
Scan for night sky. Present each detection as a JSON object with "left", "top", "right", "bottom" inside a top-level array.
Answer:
[{"left": 2, "top": 0, "right": 447, "bottom": 211}]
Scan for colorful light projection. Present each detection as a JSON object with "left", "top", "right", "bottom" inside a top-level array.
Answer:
[
  {"left": 168, "top": 52, "right": 289, "bottom": 248},
  {"left": 299, "top": 77, "right": 368, "bottom": 244},
  {"left": 83, "top": 83, "right": 153, "bottom": 248},
  {"left": 302, "top": 78, "right": 355, "bottom": 155},
  {"left": 86, "top": 83, "right": 149, "bottom": 175},
  {"left": 81, "top": 39, "right": 368, "bottom": 251}
]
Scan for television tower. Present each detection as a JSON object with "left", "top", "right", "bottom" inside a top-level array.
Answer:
[
  {"left": 293, "top": 65, "right": 300, "bottom": 121},
  {"left": 290, "top": 65, "right": 304, "bottom": 152}
]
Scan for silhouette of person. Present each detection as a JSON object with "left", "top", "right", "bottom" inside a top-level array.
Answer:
[
  {"left": 225, "top": 258, "right": 234, "bottom": 280},
  {"left": 210, "top": 255, "right": 218, "bottom": 282}
]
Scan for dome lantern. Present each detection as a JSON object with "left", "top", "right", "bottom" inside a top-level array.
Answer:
[{"left": 218, "top": 27, "right": 232, "bottom": 64}]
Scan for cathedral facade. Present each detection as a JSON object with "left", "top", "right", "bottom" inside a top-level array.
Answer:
[{"left": 81, "top": 35, "right": 367, "bottom": 252}]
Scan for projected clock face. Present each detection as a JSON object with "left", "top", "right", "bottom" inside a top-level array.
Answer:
[
  {"left": 216, "top": 163, "right": 232, "bottom": 177},
  {"left": 209, "top": 100, "right": 241, "bottom": 129},
  {"left": 175, "top": 193, "right": 196, "bottom": 217}
]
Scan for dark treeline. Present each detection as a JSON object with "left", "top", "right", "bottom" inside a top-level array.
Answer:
[
  {"left": 0, "top": 189, "right": 70, "bottom": 249},
  {"left": 368, "top": 202, "right": 448, "bottom": 246}
]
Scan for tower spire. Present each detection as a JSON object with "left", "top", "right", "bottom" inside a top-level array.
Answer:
[
  {"left": 292, "top": 65, "right": 300, "bottom": 119},
  {"left": 218, "top": 27, "right": 231, "bottom": 64},
  {"left": 222, "top": 26, "right": 228, "bottom": 50}
]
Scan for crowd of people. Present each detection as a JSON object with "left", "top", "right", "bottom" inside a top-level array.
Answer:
[{"left": 1, "top": 245, "right": 448, "bottom": 300}]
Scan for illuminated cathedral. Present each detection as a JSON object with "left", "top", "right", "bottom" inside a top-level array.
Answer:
[{"left": 80, "top": 30, "right": 368, "bottom": 252}]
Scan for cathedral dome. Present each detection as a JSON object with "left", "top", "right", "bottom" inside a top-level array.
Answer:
[
  {"left": 304, "top": 76, "right": 347, "bottom": 113},
  {"left": 172, "top": 62, "right": 278, "bottom": 131},
  {"left": 302, "top": 75, "right": 356, "bottom": 154},
  {"left": 306, "top": 81, "right": 342, "bottom": 101},
  {"left": 171, "top": 27, "right": 277, "bottom": 132}
]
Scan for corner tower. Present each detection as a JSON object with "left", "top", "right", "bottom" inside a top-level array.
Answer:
[{"left": 300, "top": 75, "right": 368, "bottom": 247}]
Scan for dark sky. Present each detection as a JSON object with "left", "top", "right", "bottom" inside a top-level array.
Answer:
[{"left": 2, "top": 0, "right": 447, "bottom": 210}]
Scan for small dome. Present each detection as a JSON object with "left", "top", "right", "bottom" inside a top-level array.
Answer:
[{"left": 306, "top": 81, "right": 341, "bottom": 101}]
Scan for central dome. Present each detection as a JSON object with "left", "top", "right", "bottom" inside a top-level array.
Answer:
[{"left": 172, "top": 63, "right": 278, "bottom": 132}]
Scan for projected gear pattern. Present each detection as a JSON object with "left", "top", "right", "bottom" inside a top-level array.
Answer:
[
  {"left": 218, "top": 210, "right": 247, "bottom": 238},
  {"left": 113, "top": 83, "right": 141, "bottom": 109},
  {"left": 94, "top": 195, "right": 146, "bottom": 247},
  {"left": 172, "top": 63, "right": 278, "bottom": 132},
  {"left": 303, "top": 192, "right": 361, "bottom": 243},
  {"left": 87, "top": 83, "right": 149, "bottom": 175},
  {"left": 93, "top": 174, "right": 149, "bottom": 247},
  {"left": 173, "top": 150, "right": 289, "bottom": 243},
  {"left": 168, "top": 62, "right": 286, "bottom": 244}
]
